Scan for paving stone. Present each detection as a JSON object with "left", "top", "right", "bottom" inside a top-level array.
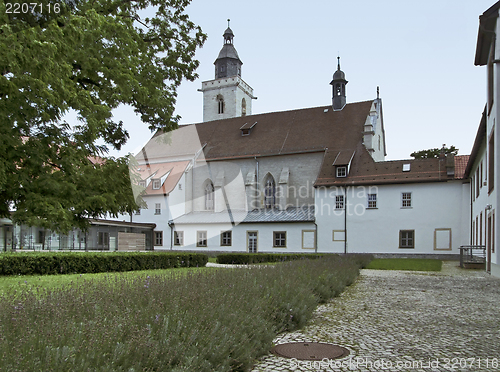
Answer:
[{"left": 251, "top": 262, "right": 500, "bottom": 372}]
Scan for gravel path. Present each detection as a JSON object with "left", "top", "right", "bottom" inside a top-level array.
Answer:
[{"left": 251, "top": 262, "right": 500, "bottom": 372}]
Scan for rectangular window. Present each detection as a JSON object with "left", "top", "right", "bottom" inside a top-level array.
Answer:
[
  {"left": 135, "top": 208, "right": 141, "bottom": 215},
  {"left": 197, "top": 231, "right": 207, "bottom": 247},
  {"left": 399, "top": 230, "right": 414, "bottom": 248},
  {"left": 480, "top": 212, "right": 483, "bottom": 246},
  {"left": 336, "top": 166, "right": 347, "bottom": 178},
  {"left": 480, "top": 161, "right": 483, "bottom": 189},
  {"left": 489, "top": 131, "right": 494, "bottom": 193},
  {"left": 367, "top": 193, "right": 377, "bottom": 209},
  {"left": 37, "top": 230, "right": 45, "bottom": 244},
  {"left": 154, "top": 231, "right": 163, "bottom": 246},
  {"left": 155, "top": 203, "right": 161, "bottom": 215},
  {"left": 476, "top": 168, "right": 480, "bottom": 198},
  {"left": 98, "top": 232, "right": 109, "bottom": 247},
  {"left": 139, "top": 180, "right": 146, "bottom": 188},
  {"left": 335, "top": 195, "right": 345, "bottom": 209},
  {"left": 401, "top": 192, "right": 412, "bottom": 208},
  {"left": 220, "top": 231, "right": 232, "bottom": 246},
  {"left": 273, "top": 231, "right": 286, "bottom": 248},
  {"left": 152, "top": 179, "right": 161, "bottom": 190},
  {"left": 174, "top": 231, "right": 184, "bottom": 246}
]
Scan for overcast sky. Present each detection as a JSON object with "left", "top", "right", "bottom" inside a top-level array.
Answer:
[{"left": 108, "top": 0, "right": 496, "bottom": 161}]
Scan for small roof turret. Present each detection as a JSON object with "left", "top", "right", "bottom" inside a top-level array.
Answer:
[{"left": 214, "top": 20, "right": 243, "bottom": 79}]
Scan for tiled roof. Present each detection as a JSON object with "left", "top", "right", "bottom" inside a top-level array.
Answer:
[
  {"left": 172, "top": 206, "right": 315, "bottom": 225},
  {"left": 136, "top": 161, "right": 190, "bottom": 195},
  {"left": 454, "top": 155, "right": 470, "bottom": 180},
  {"left": 315, "top": 145, "right": 457, "bottom": 187},
  {"left": 138, "top": 101, "right": 373, "bottom": 164}
]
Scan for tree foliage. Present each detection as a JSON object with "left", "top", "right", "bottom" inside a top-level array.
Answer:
[
  {"left": 410, "top": 145, "right": 458, "bottom": 159},
  {"left": 0, "top": 0, "right": 206, "bottom": 232}
]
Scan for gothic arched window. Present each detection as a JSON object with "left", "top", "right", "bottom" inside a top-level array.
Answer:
[
  {"left": 205, "top": 182, "right": 214, "bottom": 210},
  {"left": 242, "top": 98, "right": 247, "bottom": 116},
  {"left": 217, "top": 95, "right": 224, "bottom": 114},
  {"left": 264, "top": 175, "right": 276, "bottom": 208}
]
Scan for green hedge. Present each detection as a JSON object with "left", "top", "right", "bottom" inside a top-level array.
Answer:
[
  {"left": 0, "top": 252, "right": 208, "bottom": 276},
  {"left": 217, "top": 252, "right": 374, "bottom": 266}
]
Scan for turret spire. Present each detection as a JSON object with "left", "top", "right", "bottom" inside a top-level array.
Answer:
[{"left": 330, "top": 56, "right": 348, "bottom": 111}]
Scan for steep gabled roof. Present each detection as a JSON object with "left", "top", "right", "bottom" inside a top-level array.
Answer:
[{"left": 136, "top": 161, "right": 190, "bottom": 195}]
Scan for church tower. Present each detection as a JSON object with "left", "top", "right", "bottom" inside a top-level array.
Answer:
[
  {"left": 330, "top": 57, "right": 348, "bottom": 111},
  {"left": 199, "top": 21, "right": 256, "bottom": 122}
]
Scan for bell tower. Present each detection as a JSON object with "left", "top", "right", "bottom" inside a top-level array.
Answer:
[
  {"left": 330, "top": 57, "right": 348, "bottom": 111},
  {"left": 199, "top": 20, "right": 256, "bottom": 122}
]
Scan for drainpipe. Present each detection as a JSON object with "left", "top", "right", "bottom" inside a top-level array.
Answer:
[
  {"left": 470, "top": 180, "right": 473, "bottom": 245},
  {"left": 314, "top": 221, "right": 318, "bottom": 253},
  {"left": 344, "top": 186, "right": 347, "bottom": 254},
  {"left": 168, "top": 220, "right": 174, "bottom": 250}
]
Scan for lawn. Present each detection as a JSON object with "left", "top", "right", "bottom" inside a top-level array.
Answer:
[
  {"left": 0, "top": 266, "right": 211, "bottom": 298},
  {"left": 366, "top": 258, "right": 442, "bottom": 271}
]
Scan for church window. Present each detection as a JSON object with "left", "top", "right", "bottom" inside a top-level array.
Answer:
[
  {"left": 264, "top": 175, "right": 276, "bottom": 208},
  {"left": 336, "top": 166, "right": 347, "bottom": 178},
  {"left": 242, "top": 98, "right": 246, "bottom": 116},
  {"left": 399, "top": 230, "right": 414, "bottom": 248},
  {"left": 335, "top": 195, "right": 344, "bottom": 210},
  {"left": 217, "top": 96, "right": 224, "bottom": 114},
  {"left": 205, "top": 182, "right": 214, "bottom": 210}
]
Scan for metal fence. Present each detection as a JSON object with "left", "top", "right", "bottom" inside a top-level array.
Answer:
[{"left": 459, "top": 245, "right": 486, "bottom": 268}]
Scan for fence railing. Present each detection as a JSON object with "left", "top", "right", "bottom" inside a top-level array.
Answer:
[{"left": 459, "top": 245, "right": 486, "bottom": 268}]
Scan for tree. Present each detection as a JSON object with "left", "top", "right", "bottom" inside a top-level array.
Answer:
[
  {"left": 410, "top": 145, "right": 458, "bottom": 159},
  {"left": 0, "top": 0, "right": 206, "bottom": 232}
]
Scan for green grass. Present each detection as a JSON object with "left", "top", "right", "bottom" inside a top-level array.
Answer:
[
  {"left": 366, "top": 258, "right": 442, "bottom": 271},
  {"left": 0, "top": 266, "right": 211, "bottom": 298}
]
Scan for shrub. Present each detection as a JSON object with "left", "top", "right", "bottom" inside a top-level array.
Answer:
[
  {"left": 0, "top": 254, "right": 366, "bottom": 371},
  {"left": 0, "top": 252, "right": 208, "bottom": 276},
  {"left": 216, "top": 252, "right": 330, "bottom": 265}
]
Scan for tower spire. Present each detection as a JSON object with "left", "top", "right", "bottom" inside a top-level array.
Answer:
[{"left": 330, "top": 56, "right": 348, "bottom": 111}]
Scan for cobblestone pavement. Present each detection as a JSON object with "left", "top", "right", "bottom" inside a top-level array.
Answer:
[{"left": 250, "top": 262, "right": 500, "bottom": 372}]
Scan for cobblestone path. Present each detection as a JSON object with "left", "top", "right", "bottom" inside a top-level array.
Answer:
[{"left": 251, "top": 262, "right": 500, "bottom": 372}]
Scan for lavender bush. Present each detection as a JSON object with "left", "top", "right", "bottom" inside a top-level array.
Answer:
[{"left": 0, "top": 254, "right": 370, "bottom": 371}]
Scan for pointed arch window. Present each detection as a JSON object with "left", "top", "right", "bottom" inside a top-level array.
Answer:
[
  {"left": 264, "top": 175, "right": 276, "bottom": 208},
  {"left": 242, "top": 98, "right": 247, "bottom": 116},
  {"left": 205, "top": 182, "right": 214, "bottom": 210},
  {"left": 217, "top": 95, "right": 224, "bottom": 114}
]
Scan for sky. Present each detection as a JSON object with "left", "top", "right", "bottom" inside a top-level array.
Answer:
[{"left": 108, "top": 0, "right": 496, "bottom": 161}]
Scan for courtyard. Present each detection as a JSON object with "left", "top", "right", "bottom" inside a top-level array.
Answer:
[{"left": 252, "top": 262, "right": 500, "bottom": 372}]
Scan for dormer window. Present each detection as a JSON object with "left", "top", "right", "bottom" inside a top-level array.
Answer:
[
  {"left": 336, "top": 166, "right": 347, "bottom": 178},
  {"left": 139, "top": 180, "right": 146, "bottom": 188},
  {"left": 240, "top": 122, "right": 257, "bottom": 136},
  {"left": 403, "top": 164, "right": 411, "bottom": 172},
  {"left": 152, "top": 179, "right": 161, "bottom": 190}
]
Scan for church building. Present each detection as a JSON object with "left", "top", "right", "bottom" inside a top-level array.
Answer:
[{"left": 129, "top": 25, "right": 470, "bottom": 257}]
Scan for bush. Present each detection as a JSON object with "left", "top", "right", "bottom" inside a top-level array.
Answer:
[
  {"left": 216, "top": 253, "right": 330, "bottom": 265},
  {"left": 0, "top": 254, "right": 366, "bottom": 372},
  {"left": 0, "top": 252, "right": 208, "bottom": 276}
]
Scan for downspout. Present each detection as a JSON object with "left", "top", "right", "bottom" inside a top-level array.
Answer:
[
  {"left": 344, "top": 186, "right": 347, "bottom": 254},
  {"left": 314, "top": 221, "right": 318, "bottom": 253},
  {"left": 470, "top": 180, "right": 473, "bottom": 245},
  {"left": 168, "top": 220, "right": 174, "bottom": 250}
]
